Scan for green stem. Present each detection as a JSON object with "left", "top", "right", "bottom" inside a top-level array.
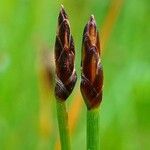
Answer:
[
  {"left": 56, "top": 100, "right": 71, "bottom": 150},
  {"left": 87, "top": 108, "right": 100, "bottom": 150}
]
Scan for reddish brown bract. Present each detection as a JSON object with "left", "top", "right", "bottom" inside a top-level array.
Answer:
[
  {"left": 55, "top": 6, "right": 77, "bottom": 101},
  {"left": 80, "top": 15, "right": 103, "bottom": 110}
]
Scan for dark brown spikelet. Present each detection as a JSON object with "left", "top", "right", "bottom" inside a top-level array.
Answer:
[
  {"left": 80, "top": 15, "right": 103, "bottom": 110},
  {"left": 55, "top": 5, "right": 77, "bottom": 101}
]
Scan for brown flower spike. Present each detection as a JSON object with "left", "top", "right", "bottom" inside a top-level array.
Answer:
[
  {"left": 55, "top": 5, "right": 77, "bottom": 101},
  {"left": 80, "top": 15, "right": 103, "bottom": 110}
]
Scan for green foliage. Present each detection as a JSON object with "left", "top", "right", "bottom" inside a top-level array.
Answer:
[{"left": 0, "top": 0, "right": 149, "bottom": 149}]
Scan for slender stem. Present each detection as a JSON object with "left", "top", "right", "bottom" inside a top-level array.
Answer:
[
  {"left": 87, "top": 108, "right": 100, "bottom": 150},
  {"left": 56, "top": 99, "right": 71, "bottom": 150}
]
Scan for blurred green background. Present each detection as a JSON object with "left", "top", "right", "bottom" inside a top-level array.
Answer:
[{"left": 0, "top": 0, "right": 149, "bottom": 149}]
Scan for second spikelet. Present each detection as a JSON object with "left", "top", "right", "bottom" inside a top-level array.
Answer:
[{"left": 80, "top": 15, "right": 103, "bottom": 110}]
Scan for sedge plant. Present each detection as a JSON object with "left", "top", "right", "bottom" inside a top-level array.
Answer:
[
  {"left": 54, "top": 5, "right": 77, "bottom": 150},
  {"left": 80, "top": 15, "right": 103, "bottom": 150}
]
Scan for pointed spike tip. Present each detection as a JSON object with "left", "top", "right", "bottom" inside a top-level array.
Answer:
[
  {"left": 58, "top": 4, "right": 68, "bottom": 26},
  {"left": 60, "top": 4, "right": 65, "bottom": 15},
  {"left": 90, "top": 15, "right": 95, "bottom": 20},
  {"left": 61, "top": 4, "right": 64, "bottom": 8},
  {"left": 61, "top": 4, "right": 64, "bottom": 10},
  {"left": 89, "top": 15, "right": 96, "bottom": 23}
]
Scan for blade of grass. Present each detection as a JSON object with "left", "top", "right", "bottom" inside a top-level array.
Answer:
[{"left": 101, "top": 0, "right": 124, "bottom": 49}]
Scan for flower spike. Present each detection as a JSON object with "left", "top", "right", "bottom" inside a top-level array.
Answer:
[
  {"left": 81, "top": 15, "right": 103, "bottom": 110},
  {"left": 55, "top": 5, "right": 77, "bottom": 101}
]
